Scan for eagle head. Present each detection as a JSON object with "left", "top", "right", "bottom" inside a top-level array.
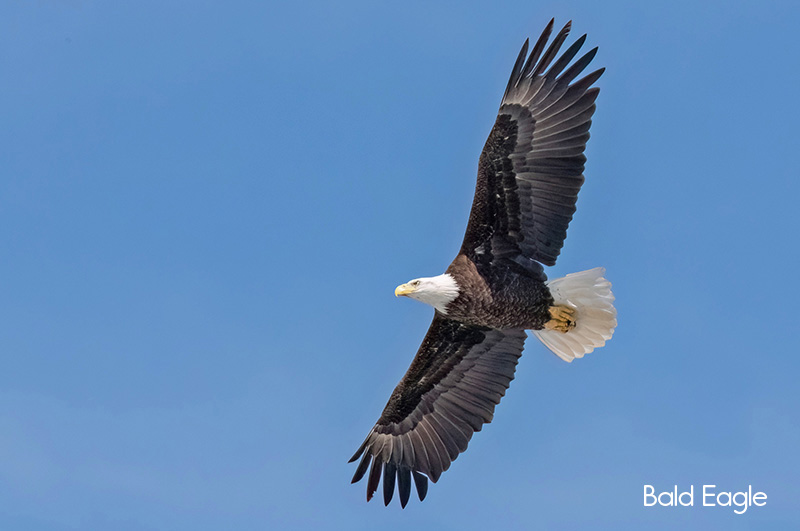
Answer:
[{"left": 395, "top": 273, "right": 460, "bottom": 314}]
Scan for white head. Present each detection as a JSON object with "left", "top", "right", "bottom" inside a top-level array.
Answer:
[{"left": 395, "top": 273, "right": 460, "bottom": 314}]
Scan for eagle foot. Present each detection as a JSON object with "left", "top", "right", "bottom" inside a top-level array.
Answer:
[{"left": 544, "top": 305, "right": 576, "bottom": 333}]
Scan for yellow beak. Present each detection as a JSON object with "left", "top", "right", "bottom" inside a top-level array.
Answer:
[{"left": 395, "top": 283, "right": 415, "bottom": 297}]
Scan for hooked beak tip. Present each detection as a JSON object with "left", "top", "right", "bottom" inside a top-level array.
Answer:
[{"left": 395, "top": 284, "right": 412, "bottom": 297}]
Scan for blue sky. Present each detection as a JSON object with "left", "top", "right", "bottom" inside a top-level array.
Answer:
[{"left": 2, "top": 1, "right": 799, "bottom": 529}]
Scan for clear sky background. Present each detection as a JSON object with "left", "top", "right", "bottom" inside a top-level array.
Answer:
[{"left": 2, "top": 1, "right": 799, "bottom": 529}]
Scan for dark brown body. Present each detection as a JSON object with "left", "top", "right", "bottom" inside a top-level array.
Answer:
[{"left": 444, "top": 254, "right": 553, "bottom": 330}]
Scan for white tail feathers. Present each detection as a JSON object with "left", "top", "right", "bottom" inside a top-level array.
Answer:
[{"left": 532, "top": 267, "right": 617, "bottom": 362}]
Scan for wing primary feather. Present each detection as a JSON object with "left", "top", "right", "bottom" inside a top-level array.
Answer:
[
  {"left": 573, "top": 68, "right": 605, "bottom": 91},
  {"left": 413, "top": 471, "right": 429, "bottom": 501},
  {"left": 351, "top": 450, "right": 372, "bottom": 484},
  {"left": 366, "top": 456, "right": 383, "bottom": 502},
  {"left": 383, "top": 462, "right": 397, "bottom": 506},
  {"left": 532, "top": 20, "right": 571, "bottom": 77},
  {"left": 538, "top": 91, "right": 599, "bottom": 128},
  {"left": 556, "top": 46, "right": 598, "bottom": 86},
  {"left": 503, "top": 39, "right": 529, "bottom": 101},
  {"left": 520, "top": 18, "right": 555, "bottom": 79},
  {"left": 398, "top": 466, "right": 412, "bottom": 508},
  {"left": 547, "top": 34, "right": 586, "bottom": 78},
  {"left": 348, "top": 438, "right": 367, "bottom": 463},
  {"left": 540, "top": 69, "right": 604, "bottom": 120}
]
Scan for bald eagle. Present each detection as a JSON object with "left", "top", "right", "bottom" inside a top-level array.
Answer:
[{"left": 350, "top": 19, "right": 617, "bottom": 507}]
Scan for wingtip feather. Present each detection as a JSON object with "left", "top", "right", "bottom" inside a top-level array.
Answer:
[{"left": 413, "top": 471, "right": 429, "bottom": 501}]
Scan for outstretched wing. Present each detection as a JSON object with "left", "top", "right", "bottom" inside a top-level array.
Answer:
[
  {"left": 349, "top": 315, "right": 526, "bottom": 507},
  {"left": 460, "top": 19, "right": 604, "bottom": 269}
]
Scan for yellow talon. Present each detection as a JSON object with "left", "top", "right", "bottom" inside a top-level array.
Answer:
[{"left": 544, "top": 305, "right": 577, "bottom": 333}]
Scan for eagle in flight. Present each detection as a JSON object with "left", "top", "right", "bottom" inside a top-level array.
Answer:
[{"left": 350, "top": 19, "right": 617, "bottom": 507}]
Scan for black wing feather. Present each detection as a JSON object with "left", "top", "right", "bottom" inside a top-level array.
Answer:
[
  {"left": 397, "top": 466, "right": 412, "bottom": 507},
  {"left": 366, "top": 456, "right": 382, "bottom": 502},
  {"left": 413, "top": 471, "right": 429, "bottom": 501},
  {"left": 520, "top": 18, "right": 554, "bottom": 80},
  {"left": 383, "top": 462, "right": 397, "bottom": 506},
  {"left": 531, "top": 21, "right": 572, "bottom": 77},
  {"left": 349, "top": 315, "right": 526, "bottom": 506},
  {"left": 547, "top": 34, "right": 586, "bottom": 79},
  {"left": 460, "top": 20, "right": 604, "bottom": 268}
]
